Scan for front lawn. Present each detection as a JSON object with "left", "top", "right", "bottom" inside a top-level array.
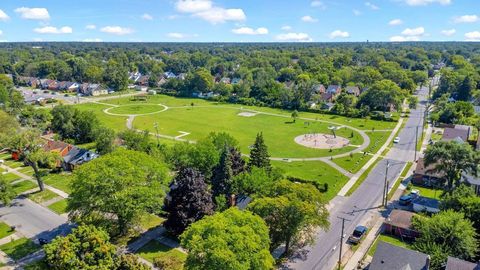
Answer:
[
  {"left": 3, "top": 173, "right": 22, "bottom": 183},
  {"left": 367, "top": 234, "right": 412, "bottom": 257},
  {"left": 136, "top": 240, "right": 186, "bottom": 269},
  {"left": 410, "top": 184, "right": 442, "bottom": 200},
  {"left": 47, "top": 199, "right": 69, "bottom": 214},
  {"left": 0, "top": 222, "right": 15, "bottom": 239},
  {"left": 28, "top": 190, "right": 60, "bottom": 204},
  {"left": 0, "top": 237, "right": 40, "bottom": 260},
  {"left": 11, "top": 180, "right": 37, "bottom": 194},
  {"left": 43, "top": 173, "right": 73, "bottom": 194}
]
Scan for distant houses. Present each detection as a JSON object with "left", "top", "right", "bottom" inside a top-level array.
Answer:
[{"left": 16, "top": 76, "right": 107, "bottom": 97}]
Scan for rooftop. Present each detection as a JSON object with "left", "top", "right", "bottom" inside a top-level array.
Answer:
[
  {"left": 385, "top": 209, "right": 415, "bottom": 230},
  {"left": 446, "top": 256, "right": 480, "bottom": 270},
  {"left": 369, "top": 241, "right": 429, "bottom": 270}
]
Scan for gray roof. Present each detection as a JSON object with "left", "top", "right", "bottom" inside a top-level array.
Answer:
[
  {"left": 63, "top": 147, "right": 95, "bottom": 165},
  {"left": 446, "top": 257, "right": 480, "bottom": 270},
  {"left": 370, "top": 241, "right": 429, "bottom": 270},
  {"left": 462, "top": 169, "right": 480, "bottom": 186},
  {"left": 236, "top": 195, "right": 252, "bottom": 210}
]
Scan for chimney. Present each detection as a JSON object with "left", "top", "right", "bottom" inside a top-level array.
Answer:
[{"left": 229, "top": 194, "right": 236, "bottom": 207}]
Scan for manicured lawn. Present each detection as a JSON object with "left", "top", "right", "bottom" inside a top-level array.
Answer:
[
  {"left": 12, "top": 180, "right": 37, "bottom": 194},
  {"left": 333, "top": 153, "right": 372, "bottom": 173},
  {"left": 74, "top": 102, "right": 129, "bottom": 131},
  {"left": 140, "top": 214, "right": 164, "bottom": 231},
  {"left": 410, "top": 184, "right": 442, "bottom": 200},
  {"left": 365, "top": 131, "right": 390, "bottom": 154},
  {"left": 28, "top": 190, "right": 60, "bottom": 204},
  {"left": 4, "top": 159, "right": 23, "bottom": 169},
  {"left": 367, "top": 234, "right": 412, "bottom": 257},
  {"left": 17, "top": 166, "right": 35, "bottom": 175},
  {"left": 43, "top": 173, "right": 73, "bottom": 194},
  {"left": 109, "top": 104, "right": 167, "bottom": 115},
  {"left": 272, "top": 160, "right": 349, "bottom": 201},
  {"left": 3, "top": 173, "right": 22, "bottom": 183},
  {"left": 0, "top": 222, "right": 15, "bottom": 239},
  {"left": 47, "top": 199, "right": 69, "bottom": 214},
  {"left": 136, "top": 240, "right": 186, "bottom": 268},
  {"left": 0, "top": 237, "right": 40, "bottom": 260}
]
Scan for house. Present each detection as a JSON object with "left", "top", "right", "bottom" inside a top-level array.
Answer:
[
  {"left": 321, "top": 102, "right": 335, "bottom": 111},
  {"left": 320, "top": 92, "right": 335, "bottom": 103},
  {"left": 56, "top": 81, "right": 69, "bottom": 91},
  {"left": 369, "top": 241, "right": 430, "bottom": 270},
  {"left": 229, "top": 194, "right": 252, "bottom": 210},
  {"left": 136, "top": 75, "right": 150, "bottom": 86},
  {"left": 62, "top": 147, "right": 98, "bottom": 171},
  {"left": 177, "top": 73, "right": 187, "bottom": 80},
  {"left": 412, "top": 158, "right": 443, "bottom": 186},
  {"left": 47, "top": 81, "right": 60, "bottom": 91},
  {"left": 164, "top": 71, "right": 176, "bottom": 79},
  {"left": 383, "top": 209, "right": 419, "bottom": 240},
  {"left": 326, "top": 85, "right": 341, "bottom": 95},
  {"left": 220, "top": 77, "right": 231, "bottom": 84},
  {"left": 442, "top": 126, "right": 470, "bottom": 142},
  {"left": 312, "top": 84, "right": 326, "bottom": 94},
  {"left": 345, "top": 86, "right": 360, "bottom": 96},
  {"left": 82, "top": 84, "right": 107, "bottom": 96},
  {"left": 128, "top": 72, "right": 142, "bottom": 83},
  {"left": 413, "top": 196, "right": 440, "bottom": 214},
  {"left": 40, "top": 79, "right": 55, "bottom": 89},
  {"left": 231, "top": 78, "right": 241, "bottom": 84},
  {"left": 42, "top": 140, "right": 74, "bottom": 167},
  {"left": 461, "top": 168, "right": 480, "bottom": 195},
  {"left": 66, "top": 82, "right": 79, "bottom": 92},
  {"left": 445, "top": 256, "right": 480, "bottom": 270},
  {"left": 157, "top": 77, "right": 167, "bottom": 86}
]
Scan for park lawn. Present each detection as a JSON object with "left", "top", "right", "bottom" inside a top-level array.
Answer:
[
  {"left": 140, "top": 214, "right": 164, "bottom": 231},
  {"left": 410, "top": 184, "right": 442, "bottom": 200},
  {"left": 109, "top": 104, "right": 167, "bottom": 115},
  {"left": 74, "top": 103, "right": 128, "bottom": 131},
  {"left": 272, "top": 160, "right": 349, "bottom": 201},
  {"left": 28, "top": 189, "right": 60, "bottom": 204},
  {"left": 3, "top": 173, "right": 22, "bottom": 183},
  {"left": 12, "top": 180, "right": 37, "bottom": 194},
  {"left": 367, "top": 234, "right": 413, "bottom": 257},
  {"left": 0, "top": 237, "right": 40, "bottom": 260},
  {"left": 333, "top": 153, "right": 372, "bottom": 174},
  {"left": 0, "top": 222, "right": 15, "bottom": 239},
  {"left": 100, "top": 94, "right": 212, "bottom": 107},
  {"left": 135, "top": 106, "right": 361, "bottom": 159},
  {"left": 43, "top": 173, "right": 73, "bottom": 194},
  {"left": 365, "top": 131, "right": 390, "bottom": 154},
  {"left": 136, "top": 240, "right": 186, "bottom": 268},
  {"left": 47, "top": 199, "right": 68, "bottom": 214}
]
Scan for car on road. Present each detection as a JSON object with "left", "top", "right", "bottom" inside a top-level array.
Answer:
[
  {"left": 393, "top": 137, "right": 400, "bottom": 143},
  {"left": 348, "top": 225, "right": 368, "bottom": 244}
]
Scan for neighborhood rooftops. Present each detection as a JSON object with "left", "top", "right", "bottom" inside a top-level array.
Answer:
[
  {"left": 385, "top": 209, "right": 415, "bottom": 230},
  {"left": 369, "top": 241, "right": 429, "bottom": 270},
  {"left": 442, "top": 126, "right": 470, "bottom": 142},
  {"left": 414, "top": 158, "right": 444, "bottom": 179},
  {"left": 446, "top": 256, "right": 480, "bottom": 270}
]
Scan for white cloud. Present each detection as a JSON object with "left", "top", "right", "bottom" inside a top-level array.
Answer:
[
  {"left": 276, "top": 32, "right": 312, "bottom": 42},
  {"left": 353, "top": 9, "right": 362, "bottom": 16},
  {"left": 167, "top": 33, "right": 185, "bottom": 39},
  {"left": 329, "top": 30, "right": 350, "bottom": 39},
  {"left": 401, "top": 26, "right": 425, "bottom": 36},
  {"left": 365, "top": 2, "right": 380, "bottom": 10},
  {"left": 281, "top": 25, "right": 292, "bottom": 31},
  {"left": 403, "top": 0, "right": 451, "bottom": 6},
  {"left": 83, "top": 38, "right": 102, "bottom": 42},
  {"left": 232, "top": 27, "right": 268, "bottom": 35},
  {"left": 389, "top": 19, "right": 403, "bottom": 26},
  {"left": 441, "top": 29, "right": 456, "bottom": 36},
  {"left": 141, "top": 13, "right": 153, "bottom": 20},
  {"left": 390, "top": 35, "right": 420, "bottom": 42},
  {"left": 85, "top": 24, "right": 96, "bottom": 30},
  {"left": 34, "top": 26, "right": 73, "bottom": 34},
  {"left": 0, "top": 9, "right": 10, "bottom": 21},
  {"left": 0, "top": 30, "right": 2, "bottom": 35},
  {"left": 176, "top": 0, "right": 212, "bottom": 13},
  {"left": 453, "top": 15, "right": 479, "bottom": 23},
  {"left": 311, "top": 1, "right": 326, "bottom": 9},
  {"left": 465, "top": 31, "right": 480, "bottom": 41},
  {"left": 15, "top": 7, "right": 50, "bottom": 20},
  {"left": 100, "top": 26, "right": 134, "bottom": 35},
  {"left": 194, "top": 7, "right": 245, "bottom": 24},
  {"left": 301, "top": 15, "right": 318, "bottom": 23}
]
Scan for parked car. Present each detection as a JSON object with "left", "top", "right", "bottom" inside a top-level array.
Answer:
[
  {"left": 348, "top": 225, "right": 368, "bottom": 244},
  {"left": 399, "top": 190, "right": 420, "bottom": 206},
  {"left": 38, "top": 238, "right": 49, "bottom": 245},
  {"left": 393, "top": 137, "right": 400, "bottom": 143}
]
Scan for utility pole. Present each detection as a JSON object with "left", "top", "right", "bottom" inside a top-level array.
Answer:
[
  {"left": 337, "top": 216, "right": 351, "bottom": 270},
  {"left": 383, "top": 160, "right": 389, "bottom": 207},
  {"left": 414, "top": 126, "right": 418, "bottom": 162}
]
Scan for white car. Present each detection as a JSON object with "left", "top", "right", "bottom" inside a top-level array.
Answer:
[{"left": 393, "top": 137, "right": 400, "bottom": 143}]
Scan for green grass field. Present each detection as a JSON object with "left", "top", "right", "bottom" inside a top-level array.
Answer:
[
  {"left": 3, "top": 173, "right": 22, "bottom": 183},
  {"left": 0, "top": 237, "right": 40, "bottom": 260},
  {"left": 47, "top": 199, "right": 69, "bottom": 214},
  {"left": 410, "top": 184, "right": 443, "bottom": 200},
  {"left": 0, "top": 222, "right": 15, "bottom": 239},
  {"left": 333, "top": 153, "right": 372, "bottom": 174},
  {"left": 12, "top": 180, "right": 37, "bottom": 194},
  {"left": 367, "top": 235, "right": 413, "bottom": 257},
  {"left": 43, "top": 173, "right": 73, "bottom": 194},
  {"left": 28, "top": 190, "right": 60, "bottom": 204},
  {"left": 136, "top": 240, "right": 186, "bottom": 269},
  {"left": 272, "top": 160, "right": 349, "bottom": 201}
]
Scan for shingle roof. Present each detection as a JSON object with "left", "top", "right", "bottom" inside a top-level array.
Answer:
[
  {"left": 414, "top": 158, "right": 444, "bottom": 178},
  {"left": 446, "top": 257, "right": 480, "bottom": 270},
  {"left": 442, "top": 127, "right": 469, "bottom": 142},
  {"left": 385, "top": 210, "right": 415, "bottom": 230},
  {"left": 370, "top": 241, "right": 429, "bottom": 270}
]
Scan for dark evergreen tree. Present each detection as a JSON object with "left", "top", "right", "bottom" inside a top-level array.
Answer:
[
  {"left": 229, "top": 147, "right": 246, "bottom": 176},
  {"left": 248, "top": 132, "right": 271, "bottom": 171},
  {"left": 212, "top": 146, "right": 234, "bottom": 198},
  {"left": 457, "top": 76, "right": 474, "bottom": 101},
  {"left": 164, "top": 168, "right": 214, "bottom": 236}
]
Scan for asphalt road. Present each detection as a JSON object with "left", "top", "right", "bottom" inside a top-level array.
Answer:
[
  {"left": 0, "top": 197, "right": 71, "bottom": 243},
  {"left": 285, "top": 84, "right": 429, "bottom": 270}
]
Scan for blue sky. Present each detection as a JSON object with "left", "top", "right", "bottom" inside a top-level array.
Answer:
[{"left": 0, "top": 0, "right": 479, "bottom": 42}]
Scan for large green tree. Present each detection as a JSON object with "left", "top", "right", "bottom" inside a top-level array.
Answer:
[
  {"left": 358, "top": 79, "right": 403, "bottom": 112},
  {"left": 247, "top": 133, "right": 271, "bottom": 171},
  {"left": 424, "top": 141, "right": 478, "bottom": 191},
  {"left": 68, "top": 148, "right": 169, "bottom": 236},
  {"left": 0, "top": 174, "right": 16, "bottom": 206},
  {"left": 248, "top": 180, "right": 329, "bottom": 255},
  {"left": 412, "top": 211, "right": 478, "bottom": 270},
  {"left": 180, "top": 208, "right": 274, "bottom": 270}
]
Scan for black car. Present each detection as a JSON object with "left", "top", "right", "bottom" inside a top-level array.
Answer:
[
  {"left": 348, "top": 225, "right": 368, "bottom": 244},
  {"left": 399, "top": 194, "right": 413, "bottom": 205},
  {"left": 38, "top": 238, "right": 49, "bottom": 245}
]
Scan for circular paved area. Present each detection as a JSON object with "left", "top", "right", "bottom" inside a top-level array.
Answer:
[
  {"left": 104, "top": 104, "right": 168, "bottom": 116},
  {"left": 294, "top": 133, "right": 350, "bottom": 149}
]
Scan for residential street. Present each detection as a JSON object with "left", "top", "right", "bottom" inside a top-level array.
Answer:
[
  {"left": 0, "top": 197, "right": 71, "bottom": 242},
  {"left": 285, "top": 84, "right": 428, "bottom": 270}
]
